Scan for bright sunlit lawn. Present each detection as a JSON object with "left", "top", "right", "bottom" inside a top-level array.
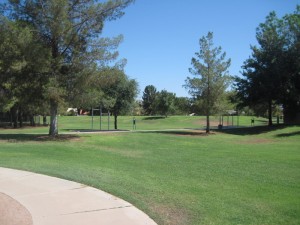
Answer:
[{"left": 0, "top": 116, "right": 299, "bottom": 225}]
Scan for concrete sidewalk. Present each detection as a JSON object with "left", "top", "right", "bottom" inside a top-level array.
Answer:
[{"left": 0, "top": 167, "right": 157, "bottom": 225}]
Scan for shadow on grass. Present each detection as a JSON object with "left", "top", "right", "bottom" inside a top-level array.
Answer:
[
  {"left": 217, "top": 125, "right": 289, "bottom": 136},
  {"left": 275, "top": 131, "right": 300, "bottom": 137},
  {"left": 0, "top": 134, "right": 80, "bottom": 142},
  {"left": 142, "top": 116, "right": 166, "bottom": 120},
  {"left": 142, "top": 130, "right": 210, "bottom": 136},
  {"left": 62, "top": 129, "right": 129, "bottom": 133}
]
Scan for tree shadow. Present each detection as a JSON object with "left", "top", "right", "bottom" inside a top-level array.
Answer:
[
  {"left": 275, "top": 131, "right": 300, "bottom": 137},
  {"left": 142, "top": 116, "right": 166, "bottom": 120},
  {"left": 0, "top": 134, "right": 80, "bottom": 142},
  {"left": 62, "top": 129, "right": 129, "bottom": 133},
  {"left": 142, "top": 130, "right": 210, "bottom": 136},
  {"left": 217, "top": 125, "right": 287, "bottom": 136}
]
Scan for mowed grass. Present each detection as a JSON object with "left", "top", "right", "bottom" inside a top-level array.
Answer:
[
  {"left": 0, "top": 116, "right": 299, "bottom": 225},
  {"left": 58, "top": 115, "right": 276, "bottom": 131}
]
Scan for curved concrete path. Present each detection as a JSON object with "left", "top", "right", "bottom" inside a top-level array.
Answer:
[{"left": 0, "top": 167, "right": 157, "bottom": 225}]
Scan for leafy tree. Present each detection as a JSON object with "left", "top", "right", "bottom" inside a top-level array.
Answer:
[
  {"left": 235, "top": 6, "right": 300, "bottom": 125},
  {"left": 184, "top": 32, "right": 231, "bottom": 133},
  {"left": 155, "top": 90, "right": 176, "bottom": 117},
  {"left": 3, "top": 0, "right": 134, "bottom": 135},
  {"left": 0, "top": 18, "right": 50, "bottom": 127},
  {"left": 280, "top": 6, "right": 300, "bottom": 124},
  {"left": 142, "top": 85, "right": 157, "bottom": 115},
  {"left": 99, "top": 68, "right": 138, "bottom": 129},
  {"left": 174, "top": 97, "right": 191, "bottom": 115}
]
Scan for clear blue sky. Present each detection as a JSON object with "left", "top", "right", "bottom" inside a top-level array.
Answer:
[{"left": 103, "top": 0, "right": 299, "bottom": 98}]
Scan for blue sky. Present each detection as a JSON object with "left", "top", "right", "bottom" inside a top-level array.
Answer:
[{"left": 103, "top": 0, "right": 299, "bottom": 98}]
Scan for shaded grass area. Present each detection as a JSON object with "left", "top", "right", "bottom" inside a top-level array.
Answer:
[
  {"left": 0, "top": 122, "right": 299, "bottom": 225},
  {"left": 218, "top": 124, "right": 290, "bottom": 135},
  {"left": 0, "top": 134, "right": 80, "bottom": 142}
]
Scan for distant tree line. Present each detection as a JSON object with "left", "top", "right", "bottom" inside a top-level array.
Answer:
[
  {"left": 141, "top": 85, "right": 190, "bottom": 117},
  {"left": 141, "top": 84, "right": 236, "bottom": 118}
]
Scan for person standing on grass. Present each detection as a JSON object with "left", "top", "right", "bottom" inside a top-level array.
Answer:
[{"left": 133, "top": 117, "right": 136, "bottom": 130}]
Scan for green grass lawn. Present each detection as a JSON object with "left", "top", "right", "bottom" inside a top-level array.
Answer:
[
  {"left": 55, "top": 115, "right": 279, "bottom": 131},
  {"left": 0, "top": 116, "right": 298, "bottom": 225}
]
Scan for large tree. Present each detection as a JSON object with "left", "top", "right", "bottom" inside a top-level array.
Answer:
[
  {"left": 0, "top": 18, "right": 50, "bottom": 127},
  {"left": 235, "top": 6, "right": 300, "bottom": 125},
  {"left": 2, "top": 0, "right": 134, "bottom": 135},
  {"left": 184, "top": 32, "right": 231, "bottom": 133}
]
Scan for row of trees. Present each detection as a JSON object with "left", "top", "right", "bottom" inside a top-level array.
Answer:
[
  {"left": 141, "top": 84, "right": 236, "bottom": 118},
  {"left": 1, "top": 2, "right": 298, "bottom": 134},
  {"left": 184, "top": 6, "right": 300, "bottom": 133},
  {"left": 141, "top": 85, "right": 191, "bottom": 117},
  {"left": 235, "top": 6, "right": 300, "bottom": 126},
  {"left": 0, "top": 0, "right": 136, "bottom": 135}
]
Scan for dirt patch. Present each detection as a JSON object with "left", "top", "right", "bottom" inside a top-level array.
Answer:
[
  {"left": 175, "top": 130, "right": 216, "bottom": 137},
  {"left": 238, "top": 138, "right": 274, "bottom": 144},
  {"left": 193, "top": 118, "right": 220, "bottom": 127},
  {"left": 35, "top": 134, "right": 81, "bottom": 142},
  {"left": 150, "top": 203, "right": 190, "bottom": 225},
  {"left": 0, "top": 193, "right": 33, "bottom": 225}
]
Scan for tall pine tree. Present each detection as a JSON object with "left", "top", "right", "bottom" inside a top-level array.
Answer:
[
  {"left": 185, "top": 32, "right": 231, "bottom": 133},
  {"left": 3, "top": 0, "right": 134, "bottom": 135}
]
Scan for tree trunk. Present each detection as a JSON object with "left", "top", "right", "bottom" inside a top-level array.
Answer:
[
  {"left": 11, "top": 107, "right": 18, "bottom": 128},
  {"left": 206, "top": 114, "right": 210, "bottom": 133},
  {"left": 206, "top": 65, "right": 211, "bottom": 134},
  {"left": 268, "top": 100, "right": 273, "bottom": 126},
  {"left": 19, "top": 108, "right": 23, "bottom": 128},
  {"left": 49, "top": 99, "right": 58, "bottom": 136},
  {"left": 206, "top": 91, "right": 210, "bottom": 133},
  {"left": 43, "top": 115, "right": 47, "bottom": 125},
  {"left": 30, "top": 115, "right": 35, "bottom": 126},
  {"left": 283, "top": 105, "right": 300, "bottom": 125},
  {"left": 114, "top": 114, "right": 118, "bottom": 130}
]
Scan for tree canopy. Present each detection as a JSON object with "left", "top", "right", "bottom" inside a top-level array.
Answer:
[
  {"left": 235, "top": 6, "right": 300, "bottom": 125},
  {"left": 1, "top": 0, "right": 134, "bottom": 135},
  {"left": 184, "top": 32, "right": 231, "bottom": 133}
]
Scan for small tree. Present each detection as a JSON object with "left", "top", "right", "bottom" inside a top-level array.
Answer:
[
  {"left": 100, "top": 68, "right": 138, "bottom": 129},
  {"left": 184, "top": 32, "right": 231, "bottom": 133}
]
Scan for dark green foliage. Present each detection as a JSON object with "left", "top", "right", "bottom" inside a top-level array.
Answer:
[
  {"left": 0, "top": 18, "right": 50, "bottom": 127},
  {"left": 155, "top": 90, "right": 176, "bottom": 117},
  {"left": 235, "top": 6, "right": 300, "bottom": 125},
  {"left": 1, "top": 0, "right": 134, "bottom": 135},
  {"left": 99, "top": 68, "right": 138, "bottom": 129},
  {"left": 173, "top": 97, "right": 191, "bottom": 115},
  {"left": 142, "top": 85, "right": 157, "bottom": 115}
]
